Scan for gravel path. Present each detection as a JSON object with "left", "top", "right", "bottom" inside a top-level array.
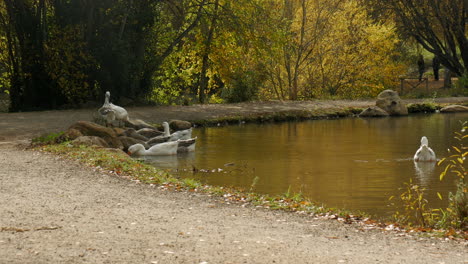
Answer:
[{"left": 1, "top": 99, "right": 467, "bottom": 263}]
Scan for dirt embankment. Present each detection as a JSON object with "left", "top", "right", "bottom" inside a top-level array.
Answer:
[
  {"left": 1, "top": 97, "right": 467, "bottom": 143},
  {"left": 1, "top": 99, "right": 468, "bottom": 263}
]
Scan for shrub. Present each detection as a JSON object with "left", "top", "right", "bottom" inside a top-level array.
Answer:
[{"left": 438, "top": 121, "right": 468, "bottom": 230}]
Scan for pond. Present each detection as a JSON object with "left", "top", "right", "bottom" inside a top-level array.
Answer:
[{"left": 141, "top": 112, "right": 467, "bottom": 219}]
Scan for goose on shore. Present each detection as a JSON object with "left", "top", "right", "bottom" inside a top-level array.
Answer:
[
  {"left": 99, "top": 108, "right": 115, "bottom": 127},
  {"left": 98, "top": 91, "right": 129, "bottom": 126}
]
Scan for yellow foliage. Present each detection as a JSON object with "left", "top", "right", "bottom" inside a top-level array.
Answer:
[{"left": 262, "top": 0, "right": 406, "bottom": 99}]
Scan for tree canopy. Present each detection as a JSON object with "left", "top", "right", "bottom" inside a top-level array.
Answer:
[{"left": 0, "top": 0, "right": 464, "bottom": 111}]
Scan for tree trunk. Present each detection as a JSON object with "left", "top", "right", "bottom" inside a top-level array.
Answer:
[{"left": 198, "top": 0, "right": 219, "bottom": 104}]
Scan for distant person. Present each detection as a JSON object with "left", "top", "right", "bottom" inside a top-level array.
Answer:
[
  {"left": 432, "top": 55, "right": 440, "bottom": 81},
  {"left": 444, "top": 67, "right": 452, "bottom": 88},
  {"left": 417, "top": 55, "right": 425, "bottom": 81}
]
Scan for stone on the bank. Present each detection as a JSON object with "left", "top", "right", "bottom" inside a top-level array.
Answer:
[
  {"left": 71, "top": 136, "right": 109, "bottom": 148},
  {"left": 358, "top": 106, "right": 389, "bottom": 117},
  {"left": 169, "top": 120, "right": 192, "bottom": 131},
  {"left": 65, "top": 121, "right": 123, "bottom": 149},
  {"left": 59, "top": 128, "right": 83, "bottom": 142},
  {"left": 376, "top": 90, "right": 408, "bottom": 116},
  {"left": 112, "top": 127, "right": 126, "bottom": 136},
  {"left": 440, "top": 105, "right": 468, "bottom": 113},
  {"left": 69, "top": 121, "right": 117, "bottom": 138}
]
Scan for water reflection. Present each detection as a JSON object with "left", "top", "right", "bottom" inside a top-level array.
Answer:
[
  {"left": 413, "top": 161, "right": 436, "bottom": 185},
  {"left": 142, "top": 112, "right": 467, "bottom": 218},
  {"left": 138, "top": 152, "right": 196, "bottom": 168}
]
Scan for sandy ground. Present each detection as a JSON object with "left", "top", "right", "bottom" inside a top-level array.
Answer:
[{"left": 1, "top": 99, "right": 468, "bottom": 263}]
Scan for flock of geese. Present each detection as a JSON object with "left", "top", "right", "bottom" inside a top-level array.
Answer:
[
  {"left": 98, "top": 91, "right": 196, "bottom": 156},
  {"left": 98, "top": 91, "right": 437, "bottom": 161}
]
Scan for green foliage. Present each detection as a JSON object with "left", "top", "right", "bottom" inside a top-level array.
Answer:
[
  {"left": 221, "top": 70, "right": 262, "bottom": 103},
  {"left": 31, "top": 132, "right": 65, "bottom": 145},
  {"left": 282, "top": 186, "right": 304, "bottom": 203},
  {"left": 183, "top": 178, "right": 202, "bottom": 190},
  {"left": 406, "top": 103, "right": 437, "bottom": 113},
  {"left": 455, "top": 73, "right": 468, "bottom": 90}
]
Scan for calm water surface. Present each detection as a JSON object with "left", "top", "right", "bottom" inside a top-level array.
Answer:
[{"left": 142, "top": 113, "right": 467, "bottom": 218}]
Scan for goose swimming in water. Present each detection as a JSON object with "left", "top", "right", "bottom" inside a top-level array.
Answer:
[
  {"left": 414, "top": 136, "right": 436, "bottom": 162},
  {"left": 169, "top": 127, "right": 192, "bottom": 141},
  {"left": 127, "top": 141, "right": 179, "bottom": 156},
  {"left": 146, "top": 122, "right": 171, "bottom": 146},
  {"left": 147, "top": 122, "right": 193, "bottom": 145},
  {"left": 177, "top": 137, "right": 197, "bottom": 153}
]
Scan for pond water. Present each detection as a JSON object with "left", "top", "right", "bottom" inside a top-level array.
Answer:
[{"left": 141, "top": 112, "right": 467, "bottom": 218}]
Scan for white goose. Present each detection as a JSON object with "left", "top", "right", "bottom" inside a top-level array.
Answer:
[
  {"left": 98, "top": 91, "right": 129, "bottom": 126},
  {"left": 169, "top": 127, "right": 193, "bottom": 141},
  {"left": 147, "top": 122, "right": 193, "bottom": 145},
  {"left": 414, "top": 136, "right": 436, "bottom": 162},
  {"left": 127, "top": 141, "right": 179, "bottom": 156},
  {"left": 146, "top": 122, "right": 171, "bottom": 146},
  {"left": 177, "top": 137, "right": 197, "bottom": 153},
  {"left": 100, "top": 108, "right": 115, "bottom": 127}
]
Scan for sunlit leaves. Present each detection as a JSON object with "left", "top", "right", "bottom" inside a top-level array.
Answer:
[{"left": 262, "top": 0, "right": 405, "bottom": 100}]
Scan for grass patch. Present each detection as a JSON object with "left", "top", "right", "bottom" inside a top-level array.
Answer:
[
  {"left": 40, "top": 143, "right": 172, "bottom": 185},
  {"left": 31, "top": 132, "right": 64, "bottom": 145}
]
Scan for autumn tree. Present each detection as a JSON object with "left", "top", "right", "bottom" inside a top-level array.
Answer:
[
  {"left": 384, "top": 0, "right": 467, "bottom": 76},
  {"left": 152, "top": 0, "right": 271, "bottom": 104},
  {"left": 308, "top": 0, "right": 404, "bottom": 98},
  {"left": 261, "top": 0, "right": 404, "bottom": 100}
]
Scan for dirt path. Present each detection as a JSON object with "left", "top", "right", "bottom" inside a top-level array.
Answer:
[{"left": 1, "top": 99, "right": 468, "bottom": 263}]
